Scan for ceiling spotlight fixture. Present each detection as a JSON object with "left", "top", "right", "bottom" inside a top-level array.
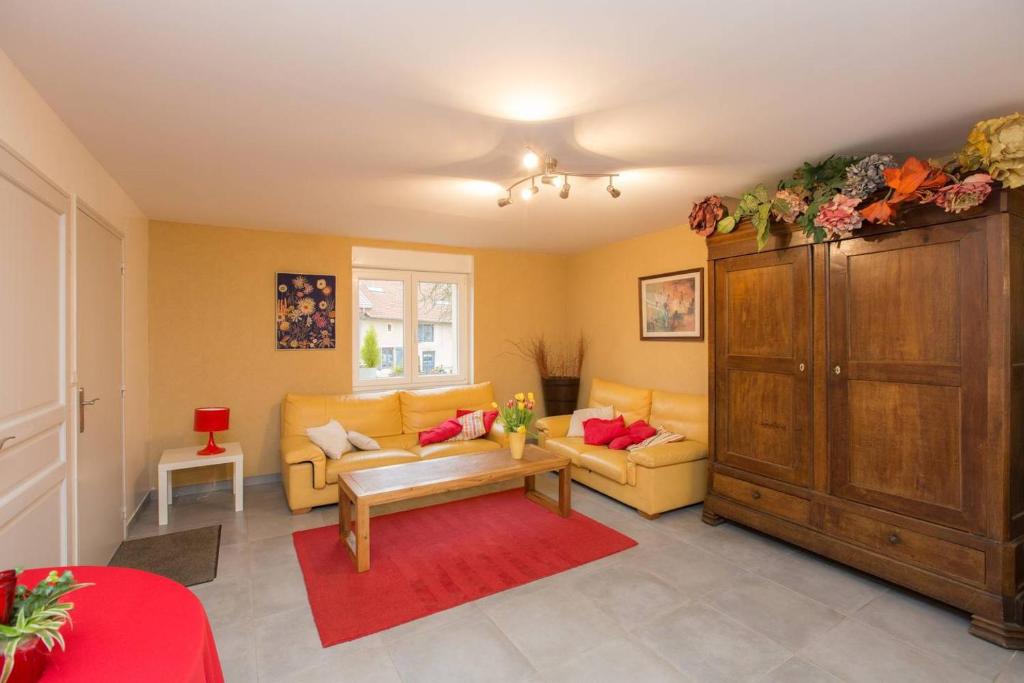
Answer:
[
  {"left": 607, "top": 177, "right": 621, "bottom": 199},
  {"left": 496, "top": 149, "right": 620, "bottom": 208}
]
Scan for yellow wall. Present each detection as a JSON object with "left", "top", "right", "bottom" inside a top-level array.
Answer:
[
  {"left": 0, "top": 49, "right": 151, "bottom": 514},
  {"left": 148, "top": 221, "right": 568, "bottom": 484},
  {"left": 566, "top": 224, "right": 708, "bottom": 403}
]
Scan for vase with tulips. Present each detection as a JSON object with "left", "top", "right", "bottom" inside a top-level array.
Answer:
[{"left": 496, "top": 392, "right": 535, "bottom": 459}]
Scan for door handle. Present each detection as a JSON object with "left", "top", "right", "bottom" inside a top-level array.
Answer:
[{"left": 78, "top": 387, "right": 100, "bottom": 434}]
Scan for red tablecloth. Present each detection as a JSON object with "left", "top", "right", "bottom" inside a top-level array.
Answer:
[{"left": 16, "top": 566, "right": 223, "bottom": 683}]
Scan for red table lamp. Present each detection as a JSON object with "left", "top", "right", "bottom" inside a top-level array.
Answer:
[{"left": 194, "top": 407, "right": 230, "bottom": 455}]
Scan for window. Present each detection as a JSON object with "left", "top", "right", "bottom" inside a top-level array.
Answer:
[
  {"left": 420, "top": 350, "right": 436, "bottom": 374},
  {"left": 353, "top": 257, "right": 470, "bottom": 389}
]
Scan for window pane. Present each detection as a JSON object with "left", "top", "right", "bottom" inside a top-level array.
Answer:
[
  {"left": 357, "top": 278, "right": 404, "bottom": 379},
  {"left": 417, "top": 281, "right": 456, "bottom": 375}
]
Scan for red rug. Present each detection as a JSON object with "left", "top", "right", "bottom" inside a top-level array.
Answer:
[{"left": 292, "top": 488, "right": 637, "bottom": 646}]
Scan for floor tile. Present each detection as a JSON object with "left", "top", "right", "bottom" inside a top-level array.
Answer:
[
  {"left": 705, "top": 573, "right": 843, "bottom": 650},
  {"left": 686, "top": 521, "right": 797, "bottom": 567},
  {"left": 853, "top": 588, "right": 1013, "bottom": 679},
  {"left": 250, "top": 562, "right": 309, "bottom": 619},
  {"left": 572, "top": 563, "right": 687, "bottom": 630},
  {"left": 633, "top": 602, "right": 791, "bottom": 683},
  {"left": 481, "top": 584, "right": 627, "bottom": 669},
  {"left": 620, "top": 538, "right": 748, "bottom": 598},
  {"left": 760, "top": 656, "right": 842, "bottom": 682},
  {"left": 997, "top": 653, "right": 1024, "bottom": 682},
  {"left": 385, "top": 610, "right": 536, "bottom": 683},
  {"left": 754, "top": 547, "right": 888, "bottom": 615},
  {"left": 538, "top": 636, "right": 691, "bottom": 683},
  {"left": 253, "top": 606, "right": 327, "bottom": 681},
  {"left": 800, "top": 619, "right": 989, "bottom": 683},
  {"left": 276, "top": 637, "right": 401, "bottom": 683}
]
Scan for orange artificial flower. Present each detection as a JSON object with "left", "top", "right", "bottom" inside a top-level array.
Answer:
[
  {"left": 884, "top": 156, "right": 949, "bottom": 203},
  {"left": 860, "top": 200, "right": 895, "bottom": 225}
]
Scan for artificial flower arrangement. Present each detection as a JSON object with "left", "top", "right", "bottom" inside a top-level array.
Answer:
[
  {"left": 0, "top": 569, "right": 90, "bottom": 683},
  {"left": 690, "top": 112, "right": 1023, "bottom": 250},
  {"left": 495, "top": 392, "right": 536, "bottom": 459}
]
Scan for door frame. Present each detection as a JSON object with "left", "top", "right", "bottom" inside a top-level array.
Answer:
[{"left": 69, "top": 198, "right": 127, "bottom": 563}]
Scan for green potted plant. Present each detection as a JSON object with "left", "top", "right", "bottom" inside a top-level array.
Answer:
[
  {"left": 496, "top": 392, "right": 536, "bottom": 459},
  {"left": 0, "top": 570, "right": 90, "bottom": 683}
]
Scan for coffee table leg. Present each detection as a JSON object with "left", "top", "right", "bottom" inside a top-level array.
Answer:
[
  {"left": 355, "top": 502, "right": 370, "bottom": 572},
  {"left": 524, "top": 474, "right": 536, "bottom": 494},
  {"left": 339, "top": 492, "right": 352, "bottom": 540},
  {"left": 558, "top": 466, "right": 571, "bottom": 517}
]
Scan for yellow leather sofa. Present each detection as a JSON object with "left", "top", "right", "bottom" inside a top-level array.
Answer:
[
  {"left": 536, "top": 378, "right": 708, "bottom": 518},
  {"left": 281, "top": 382, "right": 507, "bottom": 513}
]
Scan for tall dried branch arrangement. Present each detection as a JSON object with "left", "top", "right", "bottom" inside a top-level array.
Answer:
[{"left": 507, "top": 335, "right": 586, "bottom": 379}]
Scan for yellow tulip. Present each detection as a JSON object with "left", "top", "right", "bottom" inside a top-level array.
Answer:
[
  {"left": 490, "top": 401, "right": 498, "bottom": 409},
  {"left": 514, "top": 392, "right": 525, "bottom": 402},
  {"left": 516, "top": 425, "right": 526, "bottom": 433},
  {"left": 517, "top": 401, "right": 525, "bottom": 409},
  {"left": 527, "top": 392, "right": 535, "bottom": 402}
]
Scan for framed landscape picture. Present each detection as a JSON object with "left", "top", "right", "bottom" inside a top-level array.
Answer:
[
  {"left": 276, "top": 272, "right": 336, "bottom": 349},
  {"left": 638, "top": 268, "right": 703, "bottom": 341}
]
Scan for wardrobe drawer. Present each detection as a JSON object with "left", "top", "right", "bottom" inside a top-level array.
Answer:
[
  {"left": 824, "top": 507, "right": 986, "bottom": 586},
  {"left": 713, "top": 473, "right": 810, "bottom": 525}
]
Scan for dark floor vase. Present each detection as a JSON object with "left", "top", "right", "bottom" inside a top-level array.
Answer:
[{"left": 541, "top": 377, "right": 580, "bottom": 416}]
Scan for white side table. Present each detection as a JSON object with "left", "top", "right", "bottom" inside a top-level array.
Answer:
[{"left": 158, "top": 442, "right": 244, "bottom": 525}]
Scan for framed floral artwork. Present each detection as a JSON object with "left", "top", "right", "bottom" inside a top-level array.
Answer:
[
  {"left": 638, "top": 268, "right": 703, "bottom": 341},
  {"left": 276, "top": 273, "right": 336, "bottom": 349}
]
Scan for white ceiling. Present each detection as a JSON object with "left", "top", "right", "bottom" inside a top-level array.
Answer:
[{"left": 2, "top": 1, "right": 1022, "bottom": 252}]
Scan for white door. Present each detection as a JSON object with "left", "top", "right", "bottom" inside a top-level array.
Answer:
[
  {"left": 74, "top": 205, "right": 125, "bottom": 565},
  {"left": 0, "top": 142, "right": 71, "bottom": 568}
]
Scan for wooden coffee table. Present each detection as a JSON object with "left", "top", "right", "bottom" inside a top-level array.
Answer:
[{"left": 338, "top": 445, "right": 570, "bottom": 572}]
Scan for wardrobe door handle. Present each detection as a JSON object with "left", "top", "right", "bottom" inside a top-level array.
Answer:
[
  {"left": 888, "top": 532, "right": 901, "bottom": 545},
  {"left": 751, "top": 490, "right": 762, "bottom": 501},
  {"left": 833, "top": 365, "right": 842, "bottom": 376},
  {"left": 798, "top": 363, "right": 806, "bottom": 372}
]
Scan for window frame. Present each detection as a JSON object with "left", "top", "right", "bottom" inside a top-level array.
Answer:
[{"left": 352, "top": 267, "right": 470, "bottom": 391}]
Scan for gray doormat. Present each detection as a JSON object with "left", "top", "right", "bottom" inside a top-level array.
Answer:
[{"left": 109, "top": 525, "right": 221, "bottom": 587}]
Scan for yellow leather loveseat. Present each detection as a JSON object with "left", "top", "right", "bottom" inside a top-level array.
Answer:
[
  {"left": 537, "top": 378, "right": 708, "bottom": 518},
  {"left": 281, "top": 382, "right": 507, "bottom": 513}
]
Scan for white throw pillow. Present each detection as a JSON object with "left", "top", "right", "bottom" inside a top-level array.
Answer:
[
  {"left": 627, "top": 429, "right": 685, "bottom": 451},
  {"left": 567, "top": 406, "right": 614, "bottom": 438},
  {"left": 450, "top": 410, "right": 487, "bottom": 441},
  {"left": 347, "top": 430, "right": 380, "bottom": 451},
  {"left": 306, "top": 420, "right": 351, "bottom": 459}
]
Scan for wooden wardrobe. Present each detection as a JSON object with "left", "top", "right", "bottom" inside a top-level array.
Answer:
[{"left": 702, "top": 188, "right": 1024, "bottom": 648}]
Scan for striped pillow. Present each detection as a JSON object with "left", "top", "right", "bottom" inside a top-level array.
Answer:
[
  {"left": 450, "top": 410, "right": 487, "bottom": 441},
  {"left": 627, "top": 429, "right": 685, "bottom": 451}
]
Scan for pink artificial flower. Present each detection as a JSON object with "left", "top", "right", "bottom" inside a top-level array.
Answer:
[
  {"left": 934, "top": 173, "right": 993, "bottom": 214},
  {"left": 813, "top": 194, "right": 863, "bottom": 238}
]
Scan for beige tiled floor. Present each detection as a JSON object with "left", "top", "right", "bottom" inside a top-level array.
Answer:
[{"left": 127, "top": 476, "right": 1022, "bottom": 682}]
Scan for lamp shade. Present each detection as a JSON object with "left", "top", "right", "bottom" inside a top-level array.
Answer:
[{"left": 194, "top": 407, "right": 229, "bottom": 433}]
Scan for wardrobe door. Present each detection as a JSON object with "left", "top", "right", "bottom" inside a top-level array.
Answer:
[
  {"left": 714, "top": 247, "right": 813, "bottom": 486},
  {"left": 828, "top": 221, "right": 988, "bottom": 532}
]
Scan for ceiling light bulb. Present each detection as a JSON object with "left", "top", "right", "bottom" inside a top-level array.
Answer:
[
  {"left": 522, "top": 150, "right": 540, "bottom": 169},
  {"left": 521, "top": 184, "right": 539, "bottom": 201},
  {"left": 607, "top": 179, "right": 621, "bottom": 199},
  {"left": 559, "top": 180, "right": 571, "bottom": 199},
  {"left": 541, "top": 174, "right": 556, "bottom": 185},
  {"left": 552, "top": 175, "right": 564, "bottom": 188},
  {"left": 497, "top": 194, "right": 512, "bottom": 208}
]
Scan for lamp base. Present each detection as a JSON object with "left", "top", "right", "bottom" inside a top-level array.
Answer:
[{"left": 197, "top": 432, "right": 226, "bottom": 456}]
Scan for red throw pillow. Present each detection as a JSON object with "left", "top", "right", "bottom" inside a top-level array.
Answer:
[
  {"left": 583, "top": 416, "right": 628, "bottom": 446},
  {"left": 457, "top": 408, "right": 498, "bottom": 432},
  {"left": 608, "top": 435, "right": 635, "bottom": 450},
  {"left": 628, "top": 420, "right": 657, "bottom": 442},
  {"left": 419, "top": 419, "right": 463, "bottom": 446}
]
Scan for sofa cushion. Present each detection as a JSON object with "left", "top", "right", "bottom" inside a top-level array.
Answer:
[
  {"left": 374, "top": 433, "right": 419, "bottom": 451},
  {"left": 544, "top": 436, "right": 606, "bottom": 466},
  {"left": 583, "top": 416, "right": 628, "bottom": 445},
  {"left": 325, "top": 449, "right": 420, "bottom": 483},
  {"left": 306, "top": 420, "right": 351, "bottom": 459},
  {"left": 576, "top": 449, "right": 629, "bottom": 485},
  {"left": 627, "top": 440, "right": 708, "bottom": 469},
  {"left": 282, "top": 391, "right": 402, "bottom": 439},
  {"left": 412, "top": 438, "right": 502, "bottom": 460},
  {"left": 450, "top": 410, "right": 487, "bottom": 441},
  {"left": 650, "top": 390, "right": 708, "bottom": 444},
  {"left": 567, "top": 406, "right": 614, "bottom": 437},
  {"left": 419, "top": 418, "right": 463, "bottom": 446},
  {"left": 457, "top": 408, "right": 498, "bottom": 433},
  {"left": 589, "top": 378, "right": 652, "bottom": 424},
  {"left": 400, "top": 382, "right": 495, "bottom": 433}
]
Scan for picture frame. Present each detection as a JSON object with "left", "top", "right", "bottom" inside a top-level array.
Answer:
[
  {"left": 638, "top": 268, "right": 703, "bottom": 341},
  {"left": 276, "top": 272, "right": 337, "bottom": 350}
]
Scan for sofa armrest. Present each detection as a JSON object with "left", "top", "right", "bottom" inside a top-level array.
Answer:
[
  {"left": 485, "top": 421, "right": 509, "bottom": 448},
  {"left": 536, "top": 414, "right": 572, "bottom": 440},
  {"left": 281, "top": 435, "right": 327, "bottom": 489},
  {"left": 627, "top": 440, "right": 708, "bottom": 469}
]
